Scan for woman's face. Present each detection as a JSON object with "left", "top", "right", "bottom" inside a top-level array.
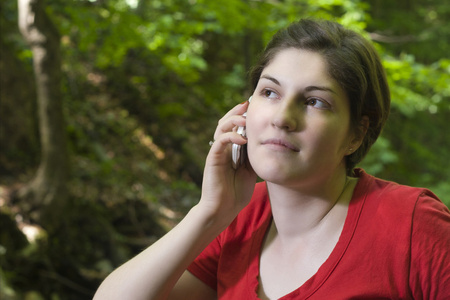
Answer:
[{"left": 246, "top": 48, "right": 357, "bottom": 189}]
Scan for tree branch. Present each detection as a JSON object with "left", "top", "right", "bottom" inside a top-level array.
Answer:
[{"left": 369, "top": 32, "right": 417, "bottom": 44}]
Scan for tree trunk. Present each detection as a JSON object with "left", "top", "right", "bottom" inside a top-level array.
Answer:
[{"left": 17, "top": 0, "right": 69, "bottom": 217}]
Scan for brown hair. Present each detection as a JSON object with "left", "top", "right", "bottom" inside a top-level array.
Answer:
[{"left": 249, "top": 19, "right": 390, "bottom": 174}]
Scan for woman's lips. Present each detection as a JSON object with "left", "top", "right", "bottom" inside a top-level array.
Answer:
[{"left": 261, "top": 138, "right": 300, "bottom": 152}]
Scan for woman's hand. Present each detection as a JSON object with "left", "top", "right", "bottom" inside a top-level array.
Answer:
[
  {"left": 199, "top": 100, "right": 257, "bottom": 226},
  {"left": 93, "top": 101, "right": 257, "bottom": 300}
]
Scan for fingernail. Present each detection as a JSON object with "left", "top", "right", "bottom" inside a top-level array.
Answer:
[{"left": 240, "top": 100, "right": 248, "bottom": 105}]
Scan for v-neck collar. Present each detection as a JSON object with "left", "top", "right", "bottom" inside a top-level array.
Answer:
[{"left": 246, "top": 173, "right": 369, "bottom": 299}]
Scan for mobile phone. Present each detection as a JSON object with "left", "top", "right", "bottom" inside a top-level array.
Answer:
[{"left": 232, "top": 96, "right": 251, "bottom": 169}]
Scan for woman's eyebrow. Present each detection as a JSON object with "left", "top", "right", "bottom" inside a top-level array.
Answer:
[
  {"left": 304, "top": 85, "right": 338, "bottom": 95},
  {"left": 261, "top": 74, "right": 338, "bottom": 95},
  {"left": 260, "top": 74, "right": 281, "bottom": 86}
]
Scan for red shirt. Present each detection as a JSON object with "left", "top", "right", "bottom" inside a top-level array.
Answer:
[{"left": 187, "top": 169, "right": 450, "bottom": 299}]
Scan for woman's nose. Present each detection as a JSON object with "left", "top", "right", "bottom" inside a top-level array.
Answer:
[{"left": 271, "top": 97, "right": 300, "bottom": 131}]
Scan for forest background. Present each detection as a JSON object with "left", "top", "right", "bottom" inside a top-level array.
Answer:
[{"left": 1, "top": 0, "right": 449, "bottom": 299}]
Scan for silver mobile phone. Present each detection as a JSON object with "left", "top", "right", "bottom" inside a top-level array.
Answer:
[{"left": 232, "top": 97, "right": 251, "bottom": 169}]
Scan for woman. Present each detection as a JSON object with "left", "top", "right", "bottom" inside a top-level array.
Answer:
[{"left": 94, "top": 19, "right": 450, "bottom": 300}]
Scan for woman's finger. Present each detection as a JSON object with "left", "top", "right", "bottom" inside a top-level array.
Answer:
[
  {"left": 209, "top": 131, "right": 247, "bottom": 154},
  {"left": 214, "top": 115, "right": 246, "bottom": 140},
  {"left": 219, "top": 100, "right": 249, "bottom": 120},
  {"left": 213, "top": 101, "right": 249, "bottom": 140}
]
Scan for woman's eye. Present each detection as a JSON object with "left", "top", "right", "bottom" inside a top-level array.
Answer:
[
  {"left": 261, "top": 89, "right": 278, "bottom": 99},
  {"left": 306, "top": 98, "right": 330, "bottom": 109}
]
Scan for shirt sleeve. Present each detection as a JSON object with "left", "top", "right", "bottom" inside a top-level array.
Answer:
[
  {"left": 187, "top": 234, "right": 222, "bottom": 290},
  {"left": 409, "top": 191, "right": 450, "bottom": 299}
]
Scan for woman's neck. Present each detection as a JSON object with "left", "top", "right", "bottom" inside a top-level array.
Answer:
[{"left": 265, "top": 172, "right": 356, "bottom": 240}]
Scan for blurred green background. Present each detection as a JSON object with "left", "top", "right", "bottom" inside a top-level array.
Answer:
[{"left": 1, "top": 0, "right": 449, "bottom": 299}]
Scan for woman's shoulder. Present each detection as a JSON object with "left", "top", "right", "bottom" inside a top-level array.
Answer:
[
  {"left": 341, "top": 170, "right": 449, "bottom": 298},
  {"left": 353, "top": 168, "right": 449, "bottom": 239},
  {"left": 354, "top": 168, "right": 442, "bottom": 208}
]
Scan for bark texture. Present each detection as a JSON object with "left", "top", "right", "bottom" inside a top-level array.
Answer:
[{"left": 18, "top": 0, "right": 69, "bottom": 215}]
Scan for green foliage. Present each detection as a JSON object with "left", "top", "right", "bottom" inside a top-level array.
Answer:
[{"left": 384, "top": 54, "right": 450, "bottom": 115}]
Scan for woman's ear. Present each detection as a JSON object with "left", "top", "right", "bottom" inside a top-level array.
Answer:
[{"left": 347, "top": 116, "right": 369, "bottom": 155}]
